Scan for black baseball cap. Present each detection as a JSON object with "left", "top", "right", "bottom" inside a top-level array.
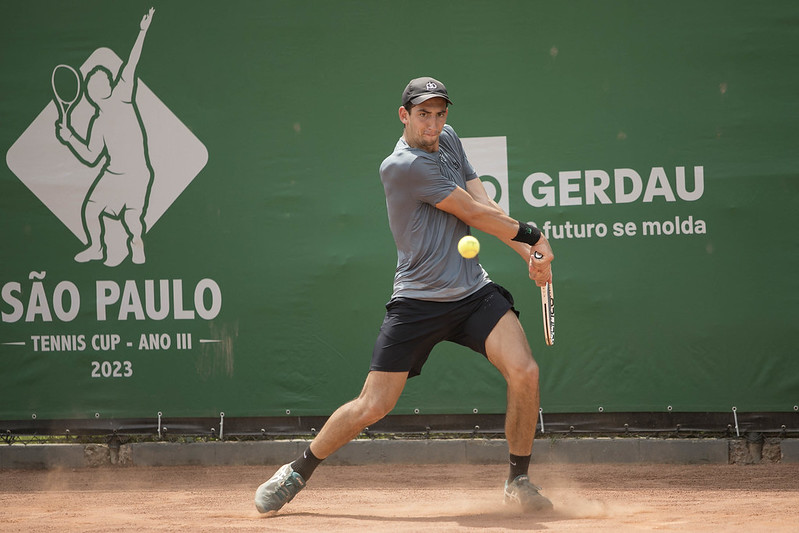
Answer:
[{"left": 401, "top": 77, "right": 452, "bottom": 107}]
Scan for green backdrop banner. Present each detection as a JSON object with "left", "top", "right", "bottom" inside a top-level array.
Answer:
[{"left": 2, "top": 1, "right": 797, "bottom": 423}]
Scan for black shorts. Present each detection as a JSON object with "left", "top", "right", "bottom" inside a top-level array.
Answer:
[{"left": 370, "top": 283, "right": 518, "bottom": 378}]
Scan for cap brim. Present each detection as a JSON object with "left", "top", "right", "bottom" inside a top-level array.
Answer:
[{"left": 409, "top": 93, "right": 452, "bottom": 105}]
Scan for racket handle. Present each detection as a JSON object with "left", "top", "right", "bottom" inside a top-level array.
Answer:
[{"left": 56, "top": 101, "right": 67, "bottom": 127}]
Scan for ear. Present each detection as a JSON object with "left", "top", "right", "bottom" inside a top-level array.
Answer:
[{"left": 398, "top": 106, "right": 409, "bottom": 125}]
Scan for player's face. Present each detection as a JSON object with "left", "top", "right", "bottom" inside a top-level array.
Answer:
[
  {"left": 87, "top": 73, "right": 112, "bottom": 104},
  {"left": 400, "top": 97, "right": 448, "bottom": 152}
]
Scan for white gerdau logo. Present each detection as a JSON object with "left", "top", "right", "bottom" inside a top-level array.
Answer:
[{"left": 5, "top": 8, "right": 208, "bottom": 267}]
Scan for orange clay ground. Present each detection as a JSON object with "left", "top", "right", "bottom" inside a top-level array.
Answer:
[{"left": 2, "top": 463, "right": 798, "bottom": 532}]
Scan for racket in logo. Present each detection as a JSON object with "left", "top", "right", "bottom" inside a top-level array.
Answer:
[{"left": 51, "top": 64, "right": 82, "bottom": 127}]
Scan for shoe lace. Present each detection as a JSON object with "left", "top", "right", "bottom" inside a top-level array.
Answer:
[
  {"left": 275, "top": 474, "right": 303, "bottom": 501},
  {"left": 513, "top": 475, "right": 543, "bottom": 494}
]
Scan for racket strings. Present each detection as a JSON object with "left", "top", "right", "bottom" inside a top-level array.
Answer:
[{"left": 52, "top": 65, "right": 81, "bottom": 124}]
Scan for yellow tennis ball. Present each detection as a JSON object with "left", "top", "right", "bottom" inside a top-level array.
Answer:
[{"left": 458, "top": 235, "right": 480, "bottom": 258}]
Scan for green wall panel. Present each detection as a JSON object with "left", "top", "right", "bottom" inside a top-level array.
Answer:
[{"left": 1, "top": 1, "right": 797, "bottom": 421}]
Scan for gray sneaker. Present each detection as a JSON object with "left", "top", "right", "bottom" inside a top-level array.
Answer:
[
  {"left": 503, "top": 475, "right": 553, "bottom": 512},
  {"left": 254, "top": 463, "right": 306, "bottom": 513}
]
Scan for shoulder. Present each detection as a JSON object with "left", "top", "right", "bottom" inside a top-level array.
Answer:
[
  {"left": 438, "top": 124, "right": 464, "bottom": 153},
  {"left": 380, "top": 139, "right": 435, "bottom": 180},
  {"left": 381, "top": 142, "right": 413, "bottom": 176},
  {"left": 440, "top": 124, "right": 459, "bottom": 143}
]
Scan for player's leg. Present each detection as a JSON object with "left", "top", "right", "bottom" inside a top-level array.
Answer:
[
  {"left": 309, "top": 370, "right": 407, "bottom": 459},
  {"left": 74, "top": 199, "right": 105, "bottom": 262},
  {"left": 485, "top": 310, "right": 552, "bottom": 512},
  {"left": 254, "top": 370, "right": 407, "bottom": 513},
  {"left": 485, "top": 310, "right": 539, "bottom": 456},
  {"left": 122, "top": 207, "right": 146, "bottom": 264}
]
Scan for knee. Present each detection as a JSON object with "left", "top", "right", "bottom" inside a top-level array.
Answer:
[
  {"left": 507, "top": 358, "right": 540, "bottom": 390},
  {"left": 356, "top": 397, "right": 396, "bottom": 426},
  {"left": 124, "top": 215, "right": 144, "bottom": 232}
]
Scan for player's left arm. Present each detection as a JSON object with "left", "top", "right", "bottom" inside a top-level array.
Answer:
[
  {"left": 436, "top": 184, "right": 553, "bottom": 285},
  {"left": 464, "top": 178, "right": 533, "bottom": 262},
  {"left": 118, "top": 7, "right": 155, "bottom": 101}
]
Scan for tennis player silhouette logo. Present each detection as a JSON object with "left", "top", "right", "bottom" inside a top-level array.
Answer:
[
  {"left": 54, "top": 8, "right": 155, "bottom": 266},
  {"left": 6, "top": 8, "right": 207, "bottom": 268}
]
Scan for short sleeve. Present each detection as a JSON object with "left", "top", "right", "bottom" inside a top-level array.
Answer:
[
  {"left": 407, "top": 156, "right": 457, "bottom": 206},
  {"left": 440, "top": 125, "right": 478, "bottom": 182}
]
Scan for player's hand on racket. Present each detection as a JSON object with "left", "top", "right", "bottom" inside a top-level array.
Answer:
[
  {"left": 140, "top": 7, "right": 155, "bottom": 31},
  {"left": 55, "top": 122, "right": 73, "bottom": 144},
  {"left": 528, "top": 235, "right": 553, "bottom": 287}
]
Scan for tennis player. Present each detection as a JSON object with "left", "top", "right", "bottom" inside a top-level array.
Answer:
[
  {"left": 256, "top": 76, "right": 554, "bottom": 514},
  {"left": 55, "top": 8, "right": 155, "bottom": 267}
]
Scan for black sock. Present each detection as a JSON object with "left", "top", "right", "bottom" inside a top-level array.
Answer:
[
  {"left": 290, "top": 446, "right": 323, "bottom": 481},
  {"left": 508, "top": 453, "right": 531, "bottom": 483}
]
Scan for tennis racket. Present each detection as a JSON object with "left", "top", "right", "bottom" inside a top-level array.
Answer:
[
  {"left": 533, "top": 251, "right": 554, "bottom": 346},
  {"left": 51, "top": 64, "right": 81, "bottom": 127}
]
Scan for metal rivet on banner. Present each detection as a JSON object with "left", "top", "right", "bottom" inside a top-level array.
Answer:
[
  {"left": 414, "top": 408, "right": 420, "bottom": 414},
  {"left": 31, "top": 413, "right": 37, "bottom": 419},
  {"left": 667, "top": 405, "right": 673, "bottom": 411},
  {"left": 598, "top": 406, "right": 604, "bottom": 412},
  {"left": 285, "top": 409, "right": 291, "bottom": 415},
  {"left": 794, "top": 405, "right": 798, "bottom": 411},
  {"left": 95, "top": 413, "right": 100, "bottom": 418},
  {"left": 473, "top": 408, "right": 478, "bottom": 414}
]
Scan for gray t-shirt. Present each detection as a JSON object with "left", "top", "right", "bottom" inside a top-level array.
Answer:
[{"left": 379, "top": 124, "right": 491, "bottom": 301}]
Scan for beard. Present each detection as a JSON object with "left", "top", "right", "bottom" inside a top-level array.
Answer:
[{"left": 406, "top": 130, "right": 440, "bottom": 152}]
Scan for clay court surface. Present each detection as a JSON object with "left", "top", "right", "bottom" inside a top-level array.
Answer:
[{"left": 2, "top": 463, "right": 798, "bottom": 532}]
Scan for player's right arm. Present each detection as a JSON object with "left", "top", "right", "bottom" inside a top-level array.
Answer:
[
  {"left": 436, "top": 186, "right": 553, "bottom": 285},
  {"left": 56, "top": 120, "right": 106, "bottom": 166}
]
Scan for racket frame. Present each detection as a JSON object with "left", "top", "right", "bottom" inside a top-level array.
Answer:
[
  {"left": 532, "top": 250, "right": 555, "bottom": 346},
  {"left": 540, "top": 281, "right": 554, "bottom": 346},
  {"left": 51, "top": 64, "right": 81, "bottom": 126}
]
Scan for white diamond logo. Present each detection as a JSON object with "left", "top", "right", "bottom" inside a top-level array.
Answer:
[{"left": 6, "top": 41, "right": 207, "bottom": 267}]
